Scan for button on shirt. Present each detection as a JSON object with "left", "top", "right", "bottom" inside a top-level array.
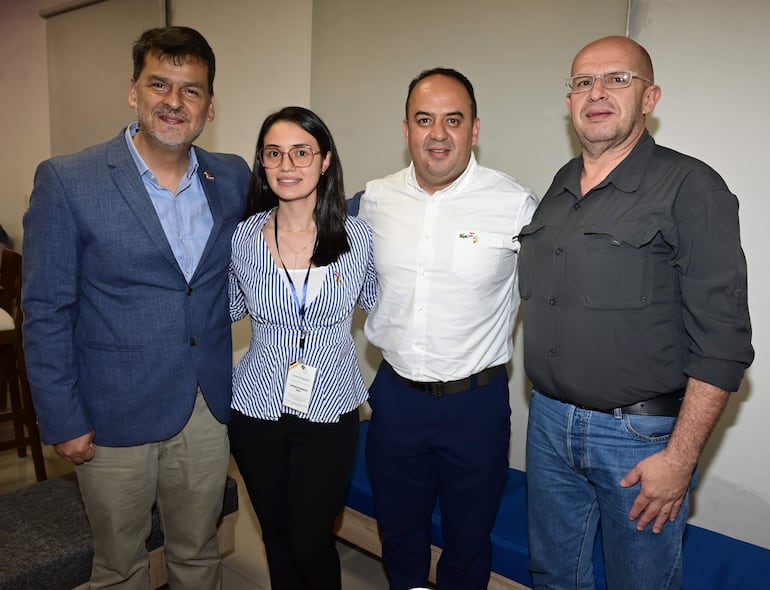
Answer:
[
  {"left": 360, "top": 153, "right": 538, "bottom": 381},
  {"left": 125, "top": 123, "right": 213, "bottom": 281},
  {"left": 518, "top": 131, "right": 753, "bottom": 409}
]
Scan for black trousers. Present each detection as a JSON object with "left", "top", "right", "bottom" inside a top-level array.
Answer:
[{"left": 229, "top": 409, "right": 359, "bottom": 590}]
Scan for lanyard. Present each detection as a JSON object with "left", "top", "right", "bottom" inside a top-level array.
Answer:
[{"left": 274, "top": 211, "right": 313, "bottom": 358}]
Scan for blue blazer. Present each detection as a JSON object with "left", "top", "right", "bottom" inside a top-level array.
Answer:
[{"left": 22, "top": 131, "right": 250, "bottom": 446}]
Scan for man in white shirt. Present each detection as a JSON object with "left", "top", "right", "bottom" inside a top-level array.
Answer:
[{"left": 354, "top": 68, "right": 538, "bottom": 590}]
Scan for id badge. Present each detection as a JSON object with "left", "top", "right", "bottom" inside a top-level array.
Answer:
[{"left": 283, "top": 362, "right": 318, "bottom": 413}]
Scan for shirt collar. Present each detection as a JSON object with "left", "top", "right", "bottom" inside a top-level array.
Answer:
[
  {"left": 124, "top": 122, "right": 199, "bottom": 180},
  {"left": 605, "top": 130, "right": 655, "bottom": 194},
  {"left": 559, "top": 129, "right": 656, "bottom": 199},
  {"left": 406, "top": 152, "right": 478, "bottom": 196}
]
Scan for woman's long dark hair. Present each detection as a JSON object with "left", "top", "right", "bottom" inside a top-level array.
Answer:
[{"left": 246, "top": 106, "right": 349, "bottom": 266}]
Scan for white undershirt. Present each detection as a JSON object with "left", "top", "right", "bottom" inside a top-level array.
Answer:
[{"left": 278, "top": 266, "right": 328, "bottom": 306}]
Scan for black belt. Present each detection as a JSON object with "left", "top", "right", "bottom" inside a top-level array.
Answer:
[
  {"left": 590, "top": 391, "right": 684, "bottom": 417},
  {"left": 383, "top": 360, "right": 505, "bottom": 396}
]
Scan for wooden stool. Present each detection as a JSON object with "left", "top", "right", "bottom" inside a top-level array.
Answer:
[{"left": 0, "top": 248, "right": 47, "bottom": 481}]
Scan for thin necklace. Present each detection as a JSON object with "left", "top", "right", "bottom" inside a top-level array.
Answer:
[
  {"left": 278, "top": 232, "right": 312, "bottom": 256},
  {"left": 274, "top": 212, "right": 312, "bottom": 362},
  {"left": 273, "top": 211, "right": 316, "bottom": 267},
  {"left": 278, "top": 225, "right": 315, "bottom": 233}
]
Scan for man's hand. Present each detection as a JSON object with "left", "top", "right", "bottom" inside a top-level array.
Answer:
[
  {"left": 620, "top": 449, "right": 692, "bottom": 533},
  {"left": 620, "top": 378, "right": 730, "bottom": 534},
  {"left": 54, "top": 432, "right": 95, "bottom": 465}
]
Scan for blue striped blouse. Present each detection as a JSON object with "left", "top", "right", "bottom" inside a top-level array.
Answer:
[{"left": 229, "top": 210, "right": 378, "bottom": 422}]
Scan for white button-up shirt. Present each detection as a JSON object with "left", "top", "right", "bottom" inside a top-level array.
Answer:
[{"left": 359, "top": 154, "right": 538, "bottom": 381}]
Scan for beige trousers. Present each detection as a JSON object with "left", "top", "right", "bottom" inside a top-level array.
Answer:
[{"left": 76, "top": 390, "right": 230, "bottom": 590}]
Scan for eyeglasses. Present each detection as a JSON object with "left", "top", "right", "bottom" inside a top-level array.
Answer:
[
  {"left": 566, "top": 71, "right": 652, "bottom": 93},
  {"left": 258, "top": 146, "right": 321, "bottom": 168}
]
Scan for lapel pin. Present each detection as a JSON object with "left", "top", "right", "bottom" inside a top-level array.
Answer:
[{"left": 204, "top": 171, "right": 215, "bottom": 181}]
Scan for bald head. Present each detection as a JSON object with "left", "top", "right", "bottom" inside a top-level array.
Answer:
[
  {"left": 572, "top": 36, "right": 654, "bottom": 82},
  {"left": 566, "top": 35, "right": 661, "bottom": 159}
]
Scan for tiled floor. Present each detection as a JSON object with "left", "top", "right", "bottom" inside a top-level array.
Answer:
[{"left": 0, "top": 427, "right": 390, "bottom": 590}]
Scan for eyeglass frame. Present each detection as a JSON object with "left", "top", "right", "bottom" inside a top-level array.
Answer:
[
  {"left": 565, "top": 71, "right": 652, "bottom": 94},
  {"left": 258, "top": 145, "right": 322, "bottom": 169}
]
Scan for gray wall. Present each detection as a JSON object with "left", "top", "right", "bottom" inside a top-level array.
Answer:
[
  {"left": 44, "top": 0, "right": 165, "bottom": 156},
  {"left": 311, "top": 0, "right": 626, "bottom": 198},
  {"left": 1, "top": 0, "right": 768, "bottom": 550}
]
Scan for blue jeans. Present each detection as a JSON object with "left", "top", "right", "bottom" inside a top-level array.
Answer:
[{"left": 526, "top": 391, "right": 693, "bottom": 590}]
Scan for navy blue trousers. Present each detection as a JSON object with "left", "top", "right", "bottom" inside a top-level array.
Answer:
[{"left": 365, "top": 362, "right": 511, "bottom": 590}]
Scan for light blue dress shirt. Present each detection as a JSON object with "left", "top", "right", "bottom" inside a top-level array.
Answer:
[{"left": 124, "top": 123, "right": 213, "bottom": 281}]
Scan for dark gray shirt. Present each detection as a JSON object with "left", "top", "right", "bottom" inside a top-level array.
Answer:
[{"left": 519, "top": 131, "right": 753, "bottom": 410}]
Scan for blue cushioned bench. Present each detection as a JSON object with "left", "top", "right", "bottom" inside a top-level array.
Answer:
[{"left": 336, "top": 420, "right": 770, "bottom": 590}]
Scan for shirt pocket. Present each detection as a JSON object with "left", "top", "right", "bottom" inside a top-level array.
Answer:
[
  {"left": 580, "top": 222, "right": 659, "bottom": 310},
  {"left": 452, "top": 230, "right": 514, "bottom": 284},
  {"left": 516, "top": 223, "right": 545, "bottom": 300}
]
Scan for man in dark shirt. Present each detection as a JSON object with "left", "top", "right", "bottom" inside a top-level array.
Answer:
[{"left": 518, "top": 36, "right": 753, "bottom": 590}]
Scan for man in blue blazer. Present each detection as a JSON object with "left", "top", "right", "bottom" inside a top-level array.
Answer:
[{"left": 22, "top": 27, "right": 249, "bottom": 589}]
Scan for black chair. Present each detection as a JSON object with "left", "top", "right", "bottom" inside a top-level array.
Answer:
[{"left": 0, "top": 248, "right": 47, "bottom": 481}]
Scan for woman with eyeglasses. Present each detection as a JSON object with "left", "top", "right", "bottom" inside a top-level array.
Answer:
[{"left": 228, "top": 106, "right": 377, "bottom": 590}]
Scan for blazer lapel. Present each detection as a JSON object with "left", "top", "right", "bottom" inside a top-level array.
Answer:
[
  {"left": 193, "top": 148, "right": 224, "bottom": 280},
  {"left": 106, "top": 132, "right": 183, "bottom": 277}
]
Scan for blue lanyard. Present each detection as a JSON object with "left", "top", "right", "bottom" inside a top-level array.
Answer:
[{"left": 274, "top": 211, "right": 313, "bottom": 356}]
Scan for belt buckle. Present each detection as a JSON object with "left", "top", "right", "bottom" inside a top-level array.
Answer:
[{"left": 424, "top": 382, "right": 446, "bottom": 396}]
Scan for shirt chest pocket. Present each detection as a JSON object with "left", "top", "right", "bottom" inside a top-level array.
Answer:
[
  {"left": 452, "top": 230, "right": 515, "bottom": 283},
  {"left": 580, "top": 223, "right": 661, "bottom": 310}
]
